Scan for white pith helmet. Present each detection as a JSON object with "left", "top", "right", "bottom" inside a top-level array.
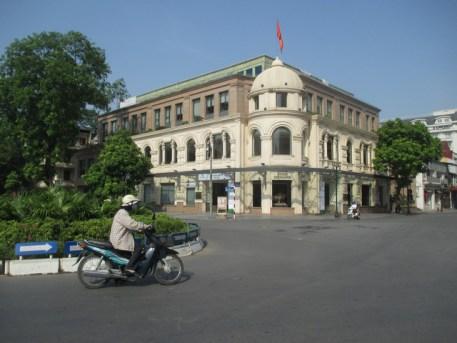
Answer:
[{"left": 122, "top": 194, "right": 140, "bottom": 206}]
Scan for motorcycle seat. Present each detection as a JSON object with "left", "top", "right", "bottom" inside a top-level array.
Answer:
[{"left": 87, "top": 240, "right": 113, "bottom": 249}]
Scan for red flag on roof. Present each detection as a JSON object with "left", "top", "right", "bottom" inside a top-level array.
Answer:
[{"left": 276, "top": 20, "right": 284, "bottom": 53}]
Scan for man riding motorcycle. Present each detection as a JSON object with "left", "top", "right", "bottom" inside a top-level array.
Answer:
[
  {"left": 348, "top": 200, "right": 360, "bottom": 219},
  {"left": 109, "top": 194, "right": 147, "bottom": 274}
]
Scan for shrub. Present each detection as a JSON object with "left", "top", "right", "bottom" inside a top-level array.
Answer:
[
  {"left": 4, "top": 188, "right": 101, "bottom": 222},
  {"left": 61, "top": 218, "right": 112, "bottom": 242},
  {"left": 0, "top": 195, "right": 20, "bottom": 220},
  {"left": 0, "top": 219, "right": 63, "bottom": 259},
  {"left": 0, "top": 203, "right": 187, "bottom": 258}
]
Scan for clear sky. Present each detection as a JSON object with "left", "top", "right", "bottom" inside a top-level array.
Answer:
[{"left": 1, "top": 0, "right": 456, "bottom": 119}]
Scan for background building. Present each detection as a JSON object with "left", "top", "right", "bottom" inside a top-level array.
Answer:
[
  {"left": 54, "top": 127, "right": 100, "bottom": 189},
  {"left": 98, "top": 55, "right": 389, "bottom": 215},
  {"left": 405, "top": 109, "right": 457, "bottom": 211}
]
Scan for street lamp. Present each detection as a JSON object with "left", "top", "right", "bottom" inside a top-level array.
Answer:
[{"left": 332, "top": 161, "right": 341, "bottom": 217}]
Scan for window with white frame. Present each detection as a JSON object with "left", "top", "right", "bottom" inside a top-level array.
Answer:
[
  {"left": 272, "top": 127, "right": 291, "bottom": 155},
  {"left": 252, "top": 129, "right": 261, "bottom": 156},
  {"left": 276, "top": 92, "right": 287, "bottom": 108},
  {"left": 176, "top": 103, "right": 183, "bottom": 123},
  {"left": 192, "top": 98, "right": 201, "bottom": 121},
  {"left": 219, "top": 91, "right": 229, "bottom": 115},
  {"left": 205, "top": 95, "right": 214, "bottom": 118},
  {"left": 339, "top": 105, "right": 345, "bottom": 122},
  {"left": 165, "top": 107, "right": 171, "bottom": 128}
]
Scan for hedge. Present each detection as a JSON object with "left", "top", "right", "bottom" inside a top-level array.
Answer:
[{"left": 0, "top": 213, "right": 188, "bottom": 259}]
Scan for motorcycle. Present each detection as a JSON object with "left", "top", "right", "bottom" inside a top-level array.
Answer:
[
  {"left": 75, "top": 221, "right": 183, "bottom": 289},
  {"left": 347, "top": 206, "right": 360, "bottom": 220}
]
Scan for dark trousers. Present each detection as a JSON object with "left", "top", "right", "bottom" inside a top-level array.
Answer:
[{"left": 126, "top": 240, "right": 142, "bottom": 269}]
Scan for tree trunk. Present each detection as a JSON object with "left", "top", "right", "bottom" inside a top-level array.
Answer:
[
  {"left": 406, "top": 186, "right": 411, "bottom": 215},
  {"left": 395, "top": 184, "right": 402, "bottom": 214}
]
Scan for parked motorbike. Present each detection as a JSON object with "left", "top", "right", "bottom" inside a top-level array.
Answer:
[
  {"left": 347, "top": 207, "right": 361, "bottom": 220},
  {"left": 75, "top": 221, "right": 183, "bottom": 289}
]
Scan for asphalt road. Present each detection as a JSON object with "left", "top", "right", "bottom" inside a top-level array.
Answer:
[{"left": 1, "top": 212, "right": 457, "bottom": 343}]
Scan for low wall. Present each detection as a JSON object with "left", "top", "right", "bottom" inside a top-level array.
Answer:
[
  {"left": 165, "top": 202, "right": 203, "bottom": 214},
  {"left": 270, "top": 207, "right": 296, "bottom": 216},
  {"left": 3, "top": 239, "right": 205, "bottom": 276}
]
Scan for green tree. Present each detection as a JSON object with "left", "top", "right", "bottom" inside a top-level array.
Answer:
[
  {"left": 0, "top": 31, "right": 111, "bottom": 189},
  {"left": 374, "top": 119, "right": 441, "bottom": 213},
  {"left": 84, "top": 130, "right": 152, "bottom": 199},
  {"left": 107, "top": 78, "right": 130, "bottom": 111}
]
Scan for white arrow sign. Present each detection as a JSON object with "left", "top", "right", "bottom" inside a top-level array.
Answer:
[{"left": 19, "top": 243, "right": 53, "bottom": 252}]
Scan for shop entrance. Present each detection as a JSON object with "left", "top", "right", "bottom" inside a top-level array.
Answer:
[
  {"left": 272, "top": 180, "right": 291, "bottom": 207},
  {"left": 206, "top": 181, "right": 227, "bottom": 212}
]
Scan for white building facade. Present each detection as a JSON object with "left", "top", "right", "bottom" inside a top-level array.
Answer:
[{"left": 99, "top": 56, "right": 389, "bottom": 215}]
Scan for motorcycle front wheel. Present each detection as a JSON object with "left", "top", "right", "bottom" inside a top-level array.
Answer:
[
  {"left": 153, "top": 255, "right": 183, "bottom": 285},
  {"left": 77, "top": 255, "right": 112, "bottom": 289}
]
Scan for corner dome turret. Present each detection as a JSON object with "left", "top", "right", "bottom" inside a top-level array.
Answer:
[{"left": 251, "top": 57, "right": 303, "bottom": 94}]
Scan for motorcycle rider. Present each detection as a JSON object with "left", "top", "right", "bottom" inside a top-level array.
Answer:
[
  {"left": 109, "top": 194, "right": 146, "bottom": 274},
  {"left": 349, "top": 200, "right": 360, "bottom": 219}
]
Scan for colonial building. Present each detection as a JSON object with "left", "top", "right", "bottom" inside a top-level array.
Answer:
[
  {"left": 408, "top": 109, "right": 457, "bottom": 152},
  {"left": 98, "top": 55, "right": 389, "bottom": 215},
  {"left": 54, "top": 127, "right": 100, "bottom": 189},
  {"left": 405, "top": 109, "right": 457, "bottom": 211}
]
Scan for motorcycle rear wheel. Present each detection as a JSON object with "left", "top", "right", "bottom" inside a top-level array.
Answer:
[
  {"left": 153, "top": 255, "right": 183, "bottom": 285},
  {"left": 78, "top": 255, "right": 112, "bottom": 289}
]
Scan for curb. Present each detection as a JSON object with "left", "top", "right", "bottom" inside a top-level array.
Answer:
[{"left": 3, "top": 238, "right": 205, "bottom": 276}]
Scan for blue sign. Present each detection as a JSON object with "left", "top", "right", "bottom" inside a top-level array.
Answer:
[
  {"left": 15, "top": 241, "right": 58, "bottom": 257},
  {"left": 64, "top": 241, "right": 83, "bottom": 255}
]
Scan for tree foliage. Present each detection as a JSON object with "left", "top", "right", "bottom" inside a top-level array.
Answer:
[
  {"left": 84, "top": 130, "right": 152, "bottom": 199},
  {"left": 107, "top": 78, "right": 130, "bottom": 111},
  {"left": 374, "top": 119, "right": 441, "bottom": 208},
  {"left": 0, "top": 31, "right": 112, "bottom": 191}
]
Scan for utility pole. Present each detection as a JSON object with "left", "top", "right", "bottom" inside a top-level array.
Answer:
[
  {"left": 208, "top": 136, "right": 213, "bottom": 216},
  {"left": 333, "top": 161, "right": 341, "bottom": 217}
]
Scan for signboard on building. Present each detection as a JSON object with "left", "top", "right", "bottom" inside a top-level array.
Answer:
[
  {"left": 198, "top": 173, "right": 231, "bottom": 181},
  {"left": 274, "top": 172, "right": 291, "bottom": 179}
]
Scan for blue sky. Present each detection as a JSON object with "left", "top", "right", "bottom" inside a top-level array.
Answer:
[{"left": 1, "top": 0, "right": 456, "bottom": 119}]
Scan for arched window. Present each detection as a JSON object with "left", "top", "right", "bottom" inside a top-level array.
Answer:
[
  {"left": 173, "top": 142, "right": 177, "bottom": 164},
  {"left": 301, "top": 130, "right": 308, "bottom": 159},
  {"left": 272, "top": 127, "right": 291, "bottom": 155},
  {"left": 164, "top": 142, "right": 172, "bottom": 164},
  {"left": 213, "top": 134, "right": 223, "bottom": 159},
  {"left": 252, "top": 129, "right": 261, "bottom": 156},
  {"left": 362, "top": 144, "right": 369, "bottom": 166},
  {"left": 225, "top": 133, "right": 231, "bottom": 158},
  {"left": 346, "top": 141, "right": 352, "bottom": 164},
  {"left": 326, "top": 136, "right": 333, "bottom": 160},
  {"left": 187, "top": 139, "right": 196, "bottom": 162},
  {"left": 144, "top": 146, "right": 151, "bottom": 159}
]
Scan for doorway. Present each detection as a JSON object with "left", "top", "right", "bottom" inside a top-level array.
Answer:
[
  {"left": 272, "top": 180, "right": 291, "bottom": 207},
  {"left": 325, "top": 183, "right": 330, "bottom": 209},
  {"left": 252, "top": 180, "right": 261, "bottom": 208},
  {"left": 362, "top": 185, "right": 370, "bottom": 206}
]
